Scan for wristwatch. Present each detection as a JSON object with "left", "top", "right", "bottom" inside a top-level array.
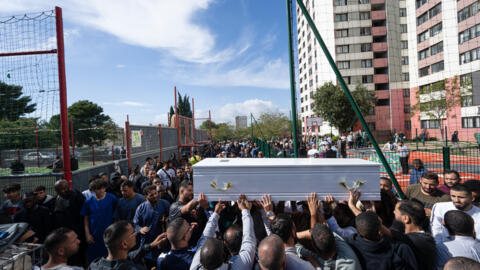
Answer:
[{"left": 266, "top": 211, "right": 275, "bottom": 218}]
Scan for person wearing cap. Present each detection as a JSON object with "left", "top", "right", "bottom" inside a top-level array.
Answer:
[{"left": 107, "top": 172, "right": 123, "bottom": 198}]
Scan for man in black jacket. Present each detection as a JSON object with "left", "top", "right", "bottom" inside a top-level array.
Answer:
[
  {"left": 89, "top": 221, "right": 167, "bottom": 270},
  {"left": 346, "top": 211, "right": 418, "bottom": 270}
]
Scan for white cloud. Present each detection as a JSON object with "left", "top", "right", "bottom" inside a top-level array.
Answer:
[
  {"left": 115, "top": 64, "right": 126, "bottom": 68},
  {"left": 197, "top": 99, "right": 282, "bottom": 124},
  {"left": 103, "top": 101, "right": 150, "bottom": 107}
]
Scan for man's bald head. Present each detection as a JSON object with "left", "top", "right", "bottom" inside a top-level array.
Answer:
[
  {"left": 54, "top": 179, "right": 69, "bottom": 197},
  {"left": 200, "top": 238, "right": 224, "bottom": 270},
  {"left": 258, "top": 235, "right": 285, "bottom": 270}
]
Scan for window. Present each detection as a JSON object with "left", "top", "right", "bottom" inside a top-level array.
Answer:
[
  {"left": 400, "top": 24, "right": 408, "bottom": 33},
  {"left": 417, "top": 12, "right": 428, "bottom": 26},
  {"left": 377, "top": 99, "right": 390, "bottom": 106},
  {"left": 405, "top": 121, "right": 411, "bottom": 130},
  {"left": 360, "top": 12, "right": 370, "bottom": 20},
  {"left": 301, "top": 97, "right": 304, "bottom": 103},
  {"left": 336, "top": 45, "right": 350, "bottom": 54},
  {"left": 359, "top": 0, "right": 369, "bottom": 4},
  {"left": 459, "top": 23, "right": 480, "bottom": 44},
  {"left": 308, "top": 56, "right": 312, "bottom": 64},
  {"left": 431, "top": 61, "right": 444, "bottom": 73},
  {"left": 400, "top": 8, "right": 407, "bottom": 17},
  {"left": 402, "top": 56, "right": 409, "bottom": 65},
  {"left": 337, "top": 61, "right": 350, "bottom": 69},
  {"left": 309, "top": 68, "right": 312, "bottom": 75},
  {"left": 367, "top": 122, "right": 376, "bottom": 131},
  {"left": 416, "top": 0, "right": 427, "bottom": 9},
  {"left": 462, "top": 117, "right": 480, "bottom": 128},
  {"left": 360, "top": 27, "right": 371, "bottom": 36},
  {"left": 401, "top": 41, "right": 408, "bottom": 49},
  {"left": 335, "top": 29, "right": 349, "bottom": 38},
  {"left": 458, "top": 1, "right": 479, "bottom": 22},
  {"left": 362, "top": 75, "right": 373, "bottom": 83},
  {"left": 430, "top": 42, "right": 443, "bottom": 55},
  {"left": 344, "top": 76, "right": 351, "bottom": 84},
  {"left": 309, "top": 80, "right": 313, "bottom": 87},
  {"left": 429, "top": 3, "right": 442, "bottom": 18},
  {"left": 404, "top": 104, "right": 411, "bottom": 113},
  {"left": 430, "top": 23, "right": 442, "bottom": 37},
  {"left": 460, "top": 47, "right": 480, "bottom": 64},
  {"left": 419, "top": 66, "right": 430, "bottom": 77},
  {"left": 462, "top": 96, "right": 473, "bottom": 107},
  {"left": 361, "top": 43, "right": 372, "bottom": 52},
  {"left": 418, "top": 30, "right": 429, "bottom": 43},
  {"left": 421, "top": 120, "right": 441, "bottom": 129},
  {"left": 402, "top": 73, "right": 410, "bottom": 81},
  {"left": 335, "top": 0, "right": 347, "bottom": 6},
  {"left": 419, "top": 48, "right": 430, "bottom": 60},
  {"left": 403, "top": 88, "right": 410, "bottom": 97},
  {"left": 361, "top": 59, "right": 372, "bottom": 68},
  {"left": 335, "top": 13, "right": 348, "bottom": 22}
]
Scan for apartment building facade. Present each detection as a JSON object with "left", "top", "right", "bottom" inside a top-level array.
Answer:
[
  {"left": 408, "top": 0, "right": 480, "bottom": 142},
  {"left": 296, "top": 0, "right": 411, "bottom": 140}
]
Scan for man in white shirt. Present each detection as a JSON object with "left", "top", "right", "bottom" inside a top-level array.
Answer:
[
  {"left": 157, "top": 161, "right": 175, "bottom": 189},
  {"left": 397, "top": 141, "right": 410, "bottom": 174},
  {"left": 431, "top": 184, "right": 480, "bottom": 242},
  {"left": 307, "top": 144, "right": 320, "bottom": 158},
  {"left": 436, "top": 210, "right": 480, "bottom": 267}
]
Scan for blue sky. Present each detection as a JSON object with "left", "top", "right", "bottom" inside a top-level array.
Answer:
[{"left": 1, "top": 0, "right": 294, "bottom": 126}]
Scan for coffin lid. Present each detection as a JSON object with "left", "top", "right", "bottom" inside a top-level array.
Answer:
[{"left": 193, "top": 158, "right": 379, "bottom": 168}]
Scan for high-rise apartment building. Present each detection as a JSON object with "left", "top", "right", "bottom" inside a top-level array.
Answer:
[
  {"left": 235, "top": 116, "right": 248, "bottom": 130},
  {"left": 296, "top": 0, "right": 411, "bottom": 140},
  {"left": 408, "top": 0, "right": 480, "bottom": 142}
]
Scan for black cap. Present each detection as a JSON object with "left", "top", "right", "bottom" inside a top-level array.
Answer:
[{"left": 110, "top": 172, "right": 121, "bottom": 180}]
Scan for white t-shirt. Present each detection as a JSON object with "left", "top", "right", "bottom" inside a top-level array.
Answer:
[
  {"left": 431, "top": 201, "right": 480, "bottom": 242},
  {"left": 397, "top": 145, "right": 409, "bottom": 157},
  {"left": 307, "top": 149, "right": 320, "bottom": 157},
  {"left": 157, "top": 168, "right": 175, "bottom": 187}
]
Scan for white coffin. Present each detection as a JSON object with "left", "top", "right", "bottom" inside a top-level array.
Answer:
[{"left": 193, "top": 158, "right": 380, "bottom": 201}]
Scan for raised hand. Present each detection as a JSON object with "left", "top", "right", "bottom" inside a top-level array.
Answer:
[
  {"left": 214, "top": 199, "right": 226, "bottom": 214},
  {"left": 237, "top": 194, "right": 252, "bottom": 211},
  {"left": 259, "top": 194, "right": 274, "bottom": 213},
  {"left": 307, "top": 192, "right": 321, "bottom": 215},
  {"left": 197, "top": 192, "right": 209, "bottom": 209}
]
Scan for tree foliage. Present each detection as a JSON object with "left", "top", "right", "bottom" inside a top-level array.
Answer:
[
  {"left": 49, "top": 100, "right": 118, "bottom": 146},
  {"left": 177, "top": 92, "right": 192, "bottom": 118},
  {"left": 200, "top": 112, "right": 294, "bottom": 141},
  {"left": 0, "top": 81, "right": 36, "bottom": 121},
  {"left": 312, "top": 82, "right": 376, "bottom": 132},
  {"left": 412, "top": 77, "right": 463, "bottom": 140},
  {"left": 0, "top": 118, "right": 58, "bottom": 150}
]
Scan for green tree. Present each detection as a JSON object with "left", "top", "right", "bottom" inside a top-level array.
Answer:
[
  {"left": 312, "top": 82, "right": 376, "bottom": 133},
  {"left": 199, "top": 120, "right": 218, "bottom": 130},
  {"left": 412, "top": 78, "right": 463, "bottom": 141},
  {"left": 213, "top": 123, "right": 235, "bottom": 141},
  {"left": 255, "top": 112, "right": 291, "bottom": 139},
  {"left": 0, "top": 81, "right": 36, "bottom": 121},
  {"left": 49, "top": 100, "right": 117, "bottom": 146},
  {"left": 175, "top": 92, "right": 193, "bottom": 118}
]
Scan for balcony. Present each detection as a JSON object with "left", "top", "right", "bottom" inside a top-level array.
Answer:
[
  {"left": 371, "top": 10, "right": 386, "bottom": 21},
  {"left": 372, "top": 26, "right": 387, "bottom": 37},
  {"left": 372, "top": 42, "right": 387, "bottom": 52},
  {"left": 373, "top": 58, "right": 388, "bottom": 68},
  {"left": 374, "top": 74, "right": 389, "bottom": 84}
]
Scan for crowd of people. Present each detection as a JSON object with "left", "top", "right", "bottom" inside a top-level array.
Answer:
[{"left": 1, "top": 143, "right": 480, "bottom": 269}]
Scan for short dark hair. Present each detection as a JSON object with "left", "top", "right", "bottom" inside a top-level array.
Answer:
[
  {"left": 44, "top": 227, "right": 73, "bottom": 255},
  {"left": 444, "top": 170, "right": 460, "bottom": 180},
  {"left": 146, "top": 157, "right": 152, "bottom": 162},
  {"left": 154, "top": 156, "right": 159, "bottom": 159},
  {"left": 464, "top": 179, "right": 480, "bottom": 191},
  {"left": 421, "top": 172, "right": 439, "bottom": 182},
  {"left": 413, "top": 159, "right": 424, "bottom": 168},
  {"left": 450, "top": 184, "right": 472, "bottom": 195},
  {"left": 397, "top": 200, "right": 426, "bottom": 226},
  {"left": 120, "top": 181, "right": 134, "bottom": 189},
  {"left": 89, "top": 179, "right": 108, "bottom": 191},
  {"left": 444, "top": 210, "right": 474, "bottom": 236},
  {"left": 200, "top": 238, "right": 224, "bottom": 270},
  {"left": 311, "top": 224, "right": 336, "bottom": 255},
  {"left": 143, "top": 185, "right": 156, "bottom": 195},
  {"left": 2, "top": 183, "right": 21, "bottom": 193},
  {"left": 180, "top": 180, "right": 192, "bottom": 189},
  {"left": 355, "top": 211, "right": 380, "bottom": 241},
  {"left": 167, "top": 217, "right": 186, "bottom": 246},
  {"left": 270, "top": 213, "right": 294, "bottom": 243},
  {"left": 34, "top": 186, "right": 46, "bottom": 192},
  {"left": 224, "top": 224, "right": 242, "bottom": 255},
  {"left": 444, "top": 256, "right": 480, "bottom": 270},
  {"left": 103, "top": 221, "right": 131, "bottom": 252}
]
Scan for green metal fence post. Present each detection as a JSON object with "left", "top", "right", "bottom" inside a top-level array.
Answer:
[
  {"left": 295, "top": 0, "right": 405, "bottom": 199},
  {"left": 443, "top": 147, "right": 451, "bottom": 171},
  {"left": 415, "top": 128, "right": 418, "bottom": 151},
  {"left": 286, "top": 0, "right": 299, "bottom": 158}
]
